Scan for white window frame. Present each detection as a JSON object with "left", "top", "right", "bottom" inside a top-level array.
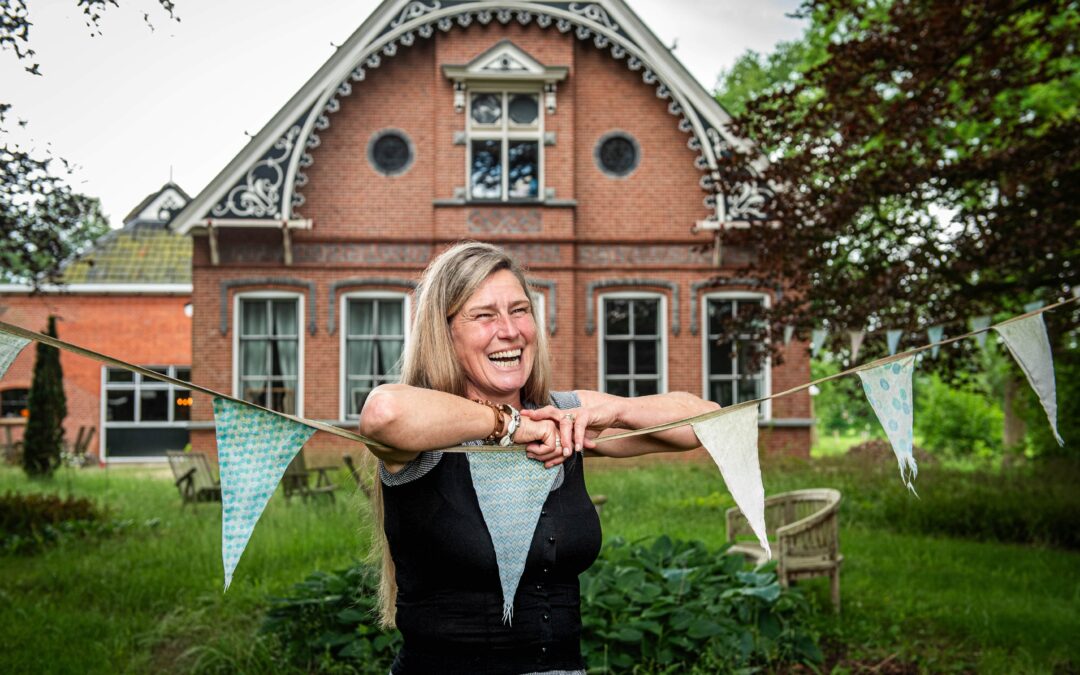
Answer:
[
  {"left": 597, "top": 291, "right": 668, "bottom": 396},
  {"left": 700, "top": 291, "right": 772, "bottom": 420},
  {"left": 232, "top": 290, "right": 305, "bottom": 418},
  {"left": 465, "top": 86, "right": 545, "bottom": 202},
  {"left": 529, "top": 289, "right": 546, "bottom": 335},
  {"left": 338, "top": 291, "right": 411, "bottom": 421},
  {"left": 100, "top": 364, "right": 192, "bottom": 463}
]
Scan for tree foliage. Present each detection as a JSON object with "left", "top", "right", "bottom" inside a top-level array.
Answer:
[
  {"left": 22, "top": 316, "right": 67, "bottom": 477},
  {"left": 715, "top": 0, "right": 1079, "bottom": 366}
]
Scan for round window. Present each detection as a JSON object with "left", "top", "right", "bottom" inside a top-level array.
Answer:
[
  {"left": 595, "top": 132, "right": 640, "bottom": 177},
  {"left": 471, "top": 94, "right": 501, "bottom": 125},
  {"left": 368, "top": 130, "right": 413, "bottom": 176},
  {"left": 508, "top": 94, "right": 539, "bottom": 125}
]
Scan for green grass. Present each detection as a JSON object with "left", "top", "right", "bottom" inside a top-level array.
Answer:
[{"left": 2, "top": 458, "right": 1078, "bottom": 673}]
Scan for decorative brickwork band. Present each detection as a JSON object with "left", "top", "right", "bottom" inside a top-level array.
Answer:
[
  {"left": 219, "top": 278, "right": 317, "bottom": 336},
  {"left": 526, "top": 278, "right": 557, "bottom": 336},
  {"left": 585, "top": 278, "right": 679, "bottom": 336},
  {"left": 327, "top": 278, "right": 418, "bottom": 334}
]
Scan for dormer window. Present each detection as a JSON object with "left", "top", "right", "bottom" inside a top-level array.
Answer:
[{"left": 444, "top": 40, "right": 568, "bottom": 203}]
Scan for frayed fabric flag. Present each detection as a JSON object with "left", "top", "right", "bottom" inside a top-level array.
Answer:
[
  {"left": 970, "top": 316, "right": 991, "bottom": 348},
  {"left": 886, "top": 329, "right": 903, "bottom": 356},
  {"left": 994, "top": 315, "right": 1064, "bottom": 446},
  {"left": 214, "top": 397, "right": 316, "bottom": 590},
  {"left": 1024, "top": 301, "right": 1044, "bottom": 313},
  {"left": 849, "top": 330, "right": 865, "bottom": 363},
  {"left": 783, "top": 325, "right": 795, "bottom": 345},
  {"left": 468, "top": 451, "right": 560, "bottom": 624},
  {"left": 692, "top": 405, "right": 770, "bottom": 558},
  {"left": 857, "top": 356, "right": 917, "bottom": 492},
  {"left": 810, "top": 329, "right": 827, "bottom": 357},
  {"left": 0, "top": 331, "right": 31, "bottom": 380},
  {"left": 927, "top": 325, "right": 944, "bottom": 358}
]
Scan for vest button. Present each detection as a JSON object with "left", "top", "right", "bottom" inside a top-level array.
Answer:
[
  {"left": 541, "top": 510, "right": 548, "bottom": 516},
  {"left": 548, "top": 535, "right": 556, "bottom": 543},
  {"left": 543, "top": 613, "right": 551, "bottom": 622}
]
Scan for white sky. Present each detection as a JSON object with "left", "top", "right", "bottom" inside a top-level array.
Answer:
[{"left": 2, "top": 0, "right": 804, "bottom": 226}]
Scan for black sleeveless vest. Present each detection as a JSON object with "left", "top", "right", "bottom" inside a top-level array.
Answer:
[{"left": 383, "top": 448, "right": 601, "bottom": 674}]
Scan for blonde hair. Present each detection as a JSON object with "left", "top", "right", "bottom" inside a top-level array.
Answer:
[{"left": 371, "top": 241, "right": 551, "bottom": 627}]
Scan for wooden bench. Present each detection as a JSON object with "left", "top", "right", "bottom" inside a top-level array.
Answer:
[
  {"left": 282, "top": 450, "right": 338, "bottom": 503},
  {"left": 166, "top": 451, "right": 222, "bottom": 508},
  {"left": 726, "top": 488, "right": 843, "bottom": 611}
]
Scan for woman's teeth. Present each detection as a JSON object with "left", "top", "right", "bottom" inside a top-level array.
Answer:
[{"left": 488, "top": 349, "right": 522, "bottom": 368}]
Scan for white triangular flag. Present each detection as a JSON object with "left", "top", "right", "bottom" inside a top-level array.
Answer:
[
  {"left": 692, "top": 405, "right": 770, "bottom": 558},
  {"left": 783, "top": 325, "right": 795, "bottom": 345},
  {"left": 1024, "top": 301, "right": 1044, "bottom": 313},
  {"left": 214, "top": 398, "right": 317, "bottom": 590},
  {"left": 886, "top": 329, "right": 903, "bottom": 356},
  {"left": 994, "top": 315, "right": 1064, "bottom": 446},
  {"left": 857, "top": 357, "right": 917, "bottom": 492},
  {"left": 810, "top": 328, "right": 827, "bottom": 357},
  {"left": 970, "top": 316, "right": 991, "bottom": 348},
  {"left": 1073, "top": 287, "right": 1080, "bottom": 299},
  {"left": 849, "top": 330, "right": 865, "bottom": 363},
  {"left": 0, "top": 331, "right": 31, "bottom": 380},
  {"left": 927, "top": 325, "right": 944, "bottom": 358},
  {"left": 468, "top": 451, "right": 560, "bottom": 624}
]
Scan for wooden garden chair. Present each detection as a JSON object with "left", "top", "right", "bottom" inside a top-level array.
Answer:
[
  {"left": 166, "top": 451, "right": 221, "bottom": 508},
  {"left": 726, "top": 488, "right": 844, "bottom": 611},
  {"left": 282, "top": 450, "right": 338, "bottom": 503}
]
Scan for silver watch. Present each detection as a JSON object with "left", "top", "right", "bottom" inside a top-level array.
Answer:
[{"left": 498, "top": 405, "right": 521, "bottom": 447}]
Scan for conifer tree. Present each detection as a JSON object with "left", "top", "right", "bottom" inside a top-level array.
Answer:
[{"left": 22, "top": 316, "right": 66, "bottom": 477}]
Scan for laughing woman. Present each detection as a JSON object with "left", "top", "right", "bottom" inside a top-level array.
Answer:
[{"left": 359, "top": 242, "right": 718, "bottom": 675}]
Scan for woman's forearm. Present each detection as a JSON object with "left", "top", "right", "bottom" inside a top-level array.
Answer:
[{"left": 578, "top": 390, "right": 719, "bottom": 457}]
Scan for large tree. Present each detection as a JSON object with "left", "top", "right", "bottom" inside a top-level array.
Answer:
[{"left": 714, "top": 0, "right": 1079, "bottom": 367}]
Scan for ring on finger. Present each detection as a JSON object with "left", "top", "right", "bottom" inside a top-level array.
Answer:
[{"left": 563, "top": 413, "right": 576, "bottom": 422}]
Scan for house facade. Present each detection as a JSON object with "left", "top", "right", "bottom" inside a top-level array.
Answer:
[
  {"left": 171, "top": 0, "right": 812, "bottom": 460},
  {"left": 0, "top": 183, "right": 193, "bottom": 463}
]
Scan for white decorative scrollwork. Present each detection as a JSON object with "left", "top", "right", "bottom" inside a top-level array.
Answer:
[
  {"left": 706, "top": 127, "right": 732, "bottom": 160},
  {"left": 569, "top": 3, "right": 620, "bottom": 31},
  {"left": 457, "top": 13, "right": 472, "bottom": 27},
  {"left": 337, "top": 81, "right": 352, "bottom": 97},
  {"left": 477, "top": 9, "right": 492, "bottom": 24},
  {"left": 392, "top": 1, "right": 441, "bottom": 28},
  {"left": 694, "top": 155, "right": 709, "bottom": 170},
  {"left": 593, "top": 34, "right": 609, "bottom": 49},
  {"left": 294, "top": 172, "right": 309, "bottom": 188},
  {"left": 575, "top": 25, "right": 591, "bottom": 40},
  {"left": 627, "top": 56, "right": 642, "bottom": 71},
  {"left": 699, "top": 174, "right": 715, "bottom": 190},
  {"left": 668, "top": 101, "right": 682, "bottom": 115},
  {"left": 211, "top": 124, "right": 302, "bottom": 218},
  {"left": 438, "top": 16, "right": 453, "bottom": 30},
  {"left": 299, "top": 153, "right": 313, "bottom": 168},
  {"left": 610, "top": 44, "right": 625, "bottom": 59},
  {"left": 727, "top": 182, "right": 769, "bottom": 220},
  {"left": 687, "top": 136, "right": 702, "bottom": 150},
  {"left": 679, "top": 118, "right": 693, "bottom": 133},
  {"left": 292, "top": 192, "right": 305, "bottom": 207},
  {"left": 306, "top": 134, "right": 320, "bottom": 150},
  {"left": 351, "top": 67, "right": 365, "bottom": 82},
  {"left": 517, "top": 10, "right": 532, "bottom": 25},
  {"left": 642, "top": 69, "right": 657, "bottom": 85},
  {"left": 418, "top": 23, "right": 434, "bottom": 37},
  {"left": 366, "top": 53, "right": 381, "bottom": 68},
  {"left": 556, "top": 18, "right": 572, "bottom": 32},
  {"left": 703, "top": 194, "right": 717, "bottom": 208},
  {"left": 655, "top": 84, "right": 669, "bottom": 99},
  {"left": 536, "top": 14, "right": 551, "bottom": 28},
  {"left": 326, "top": 97, "right": 341, "bottom": 114},
  {"left": 383, "top": 41, "right": 398, "bottom": 56},
  {"left": 496, "top": 9, "right": 512, "bottom": 23}
]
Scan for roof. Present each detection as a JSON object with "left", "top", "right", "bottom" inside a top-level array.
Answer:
[
  {"left": 172, "top": 0, "right": 770, "bottom": 234},
  {"left": 59, "top": 226, "right": 192, "bottom": 285},
  {"left": 122, "top": 182, "right": 192, "bottom": 227}
]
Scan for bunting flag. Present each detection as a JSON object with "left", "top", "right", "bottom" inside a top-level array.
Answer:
[
  {"left": 857, "top": 356, "right": 918, "bottom": 492},
  {"left": 692, "top": 405, "right": 771, "bottom": 558},
  {"left": 810, "top": 328, "right": 827, "bottom": 357},
  {"left": 849, "top": 330, "right": 866, "bottom": 363},
  {"left": 886, "top": 329, "right": 903, "bottom": 356},
  {"left": 1024, "top": 301, "right": 1044, "bottom": 313},
  {"left": 927, "top": 325, "right": 944, "bottom": 358},
  {"left": 467, "top": 451, "right": 560, "bottom": 624},
  {"left": 970, "top": 316, "right": 991, "bottom": 348},
  {"left": 783, "top": 325, "right": 795, "bottom": 346},
  {"left": 0, "top": 332, "right": 31, "bottom": 380},
  {"left": 214, "top": 397, "right": 316, "bottom": 590},
  {"left": 994, "top": 316, "right": 1064, "bottom": 446}
]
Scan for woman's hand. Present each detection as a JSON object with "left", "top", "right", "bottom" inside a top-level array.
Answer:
[
  {"left": 520, "top": 401, "right": 621, "bottom": 455},
  {"left": 514, "top": 415, "right": 571, "bottom": 469}
]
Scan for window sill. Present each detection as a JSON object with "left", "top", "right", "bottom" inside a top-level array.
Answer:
[{"left": 433, "top": 198, "right": 577, "bottom": 208}]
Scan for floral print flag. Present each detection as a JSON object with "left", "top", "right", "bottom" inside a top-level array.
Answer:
[
  {"left": 857, "top": 356, "right": 918, "bottom": 492},
  {"left": 0, "top": 331, "right": 30, "bottom": 381},
  {"left": 692, "top": 405, "right": 770, "bottom": 558},
  {"left": 995, "top": 315, "right": 1064, "bottom": 446},
  {"left": 214, "top": 397, "right": 316, "bottom": 590}
]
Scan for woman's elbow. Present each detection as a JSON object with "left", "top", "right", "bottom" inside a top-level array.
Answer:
[{"left": 359, "top": 386, "right": 405, "bottom": 439}]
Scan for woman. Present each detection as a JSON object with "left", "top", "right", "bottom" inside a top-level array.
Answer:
[{"left": 360, "top": 242, "right": 718, "bottom": 674}]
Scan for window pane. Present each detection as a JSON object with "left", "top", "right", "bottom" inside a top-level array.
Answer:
[
  {"left": 471, "top": 140, "right": 502, "bottom": 199},
  {"left": 241, "top": 340, "right": 268, "bottom": 377},
  {"left": 348, "top": 340, "right": 374, "bottom": 377},
  {"left": 605, "top": 341, "right": 629, "bottom": 375},
  {"left": 605, "top": 300, "right": 630, "bottom": 335},
  {"left": 709, "top": 381, "right": 735, "bottom": 407},
  {"left": 634, "top": 339, "right": 658, "bottom": 375},
  {"left": 241, "top": 300, "right": 268, "bottom": 336},
  {"left": 507, "top": 141, "right": 538, "bottom": 199},
  {"left": 605, "top": 379, "right": 630, "bottom": 397},
  {"left": 737, "top": 342, "right": 764, "bottom": 376},
  {"left": 242, "top": 382, "right": 267, "bottom": 408},
  {"left": 175, "top": 367, "right": 191, "bottom": 382},
  {"left": 707, "top": 300, "right": 733, "bottom": 336},
  {"left": 635, "top": 379, "right": 658, "bottom": 396},
  {"left": 107, "top": 368, "right": 134, "bottom": 383},
  {"left": 140, "top": 389, "right": 169, "bottom": 422},
  {"left": 632, "top": 300, "right": 659, "bottom": 335},
  {"left": 174, "top": 389, "right": 192, "bottom": 421},
  {"left": 269, "top": 380, "right": 297, "bottom": 415},
  {"left": 378, "top": 299, "right": 404, "bottom": 335},
  {"left": 737, "top": 377, "right": 761, "bottom": 403},
  {"left": 378, "top": 339, "right": 404, "bottom": 376},
  {"left": 0, "top": 389, "right": 29, "bottom": 418},
  {"left": 273, "top": 300, "right": 298, "bottom": 336},
  {"left": 508, "top": 94, "right": 538, "bottom": 125},
  {"left": 272, "top": 340, "right": 298, "bottom": 377},
  {"left": 107, "top": 391, "right": 135, "bottom": 421},
  {"left": 348, "top": 300, "right": 375, "bottom": 336},
  {"left": 348, "top": 383, "right": 373, "bottom": 417},
  {"left": 709, "top": 340, "right": 734, "bottom": 375},
  {"left": 471, "top": 93, "right": 501, "bottom": 125}
]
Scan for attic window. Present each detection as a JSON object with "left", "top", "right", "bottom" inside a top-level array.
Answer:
[
  {"left": 469, "top": 92, "right": 541, "bottom": 201},
  {"left": 368, "top": 129, "right": 414, "bottom": 176}
]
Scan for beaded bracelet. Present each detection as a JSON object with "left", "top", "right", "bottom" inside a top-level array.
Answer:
[{"left": 473, "top": 399, "right": 507, "bottom": 441}]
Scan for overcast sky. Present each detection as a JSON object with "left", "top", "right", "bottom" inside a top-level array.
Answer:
[{"left": 3, "top": 0, "right": 804, "bottom": 226}]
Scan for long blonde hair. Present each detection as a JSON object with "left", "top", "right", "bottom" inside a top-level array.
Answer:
[{"left": 370, "top": 241, "right": 552, "bottom": 627}]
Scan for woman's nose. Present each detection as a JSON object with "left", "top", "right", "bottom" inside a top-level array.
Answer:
[{"left": 495, "top": 312, "right": 520, "bottom": 338}]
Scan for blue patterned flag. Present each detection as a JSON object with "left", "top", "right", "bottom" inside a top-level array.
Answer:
[
  {"left": 995, "top": 315, "right": 1063, "bottom": 446},
  {"left": 810, "top": 328, "right": 827, "bottom": 357},
  {"left": 214, "top": 397, "right": 316, "bottom": 590},
  {"left": 886, "top": 329, "right": 903, "bottom": 356},
  {"left": 857, "top": 356, "right": 917, "bottom": 492},
  {"left": 927, "top": 325, "right": 944, "bottom": 358},
  {"left": 467, "top": 451, "right": 560, "bottom": 624},
  {"left": 0, "top": 331, "right": 31, "bottom": 381},
  {"left": 970, "top": 316, "right": 991, "bottom": 348}
]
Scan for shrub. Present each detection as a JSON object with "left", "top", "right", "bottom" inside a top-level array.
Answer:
[
  {"left": 0, "top": 490, "right": 101, "bottom": 553},
  {"left": 261, "top": 538, "right": 822, "bottom": 673},
  {"left": 914, "top": 373, "right": 1003, "bottom": 458},
  {"left": 22, "top": 316, "right": 67, "bottom": 477}
]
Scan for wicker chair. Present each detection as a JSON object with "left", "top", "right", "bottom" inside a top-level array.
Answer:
[
  {"left": 166, "top": 451, "right": 222, "bottom": 508},
  {"left": 726, "top": 488, "right": 843, "bottom": 611}
]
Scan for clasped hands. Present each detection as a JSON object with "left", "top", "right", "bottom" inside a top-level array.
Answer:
[{"left": 515, "top": 403, "right": 619, "bottom": 468}]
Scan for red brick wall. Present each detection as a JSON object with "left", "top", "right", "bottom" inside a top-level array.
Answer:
[{"left": 0, "top": 294, "right": 191, "bottom": 460}]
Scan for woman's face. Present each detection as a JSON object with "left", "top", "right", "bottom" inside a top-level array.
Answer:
[{"left": 450, "top": 269, "right": 537, "bottom": 405}]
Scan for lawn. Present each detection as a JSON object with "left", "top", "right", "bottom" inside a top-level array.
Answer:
[{"left": 1, "top": 453, "right": 1077, "bottom": 674}]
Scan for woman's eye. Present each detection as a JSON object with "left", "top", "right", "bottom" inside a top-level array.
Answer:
[{"left": 512, "top": 307, "right": 528, "bottom": 316}]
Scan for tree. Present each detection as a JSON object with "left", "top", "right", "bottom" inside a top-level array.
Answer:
[
  {"left": 22, "top": 316, "right": 67, "bottom": 477},
  {"left": 713, "top": 0, "right": 1079, "bottom": 367}
]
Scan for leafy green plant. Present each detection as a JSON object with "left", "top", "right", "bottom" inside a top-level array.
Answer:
[{"left": 0, "top": 490, "right": 98, "bottom": 553}]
